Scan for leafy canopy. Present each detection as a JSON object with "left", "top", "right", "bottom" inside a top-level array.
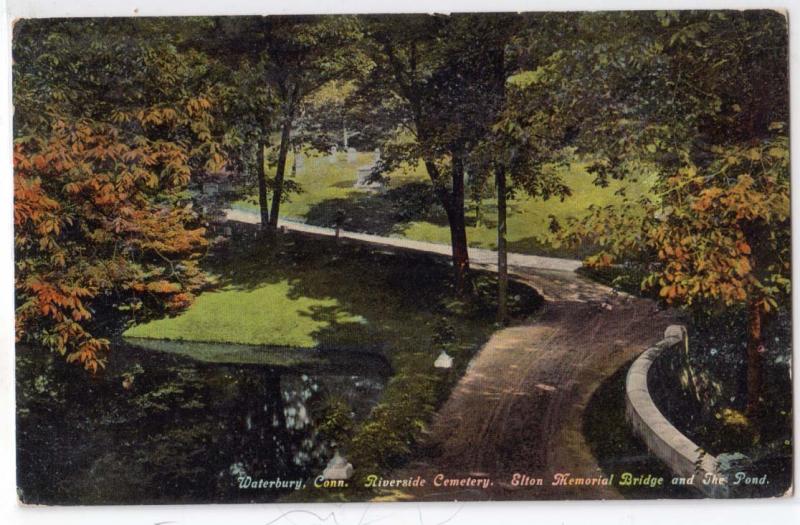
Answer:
[{"left": 14, "top": 19, "right": 227, "bottom": 371}]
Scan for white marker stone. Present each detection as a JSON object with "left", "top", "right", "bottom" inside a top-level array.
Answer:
[{"left": 434, "top": 351, "right": 453, "bottom": 369}]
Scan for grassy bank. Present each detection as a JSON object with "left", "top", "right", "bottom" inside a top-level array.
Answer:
[
  {"left": 233, "top": 150, "right": 654, "bottom": 258},
  {"left": 123, "top": 229, "right": 542, "bottom": 497},
  {"left": 124, "top": 278, "right": 362, "bottom": 347},
  {"left": 124, "top": 229, "right": 538, "bottom": 351}
]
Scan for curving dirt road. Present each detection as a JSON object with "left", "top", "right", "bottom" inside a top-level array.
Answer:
[
  {"left": 224, "top": 209, "right": 675, "bottom": 500},
  {"left": 382, "top": 267, "right": 676, "bottom": 501}
]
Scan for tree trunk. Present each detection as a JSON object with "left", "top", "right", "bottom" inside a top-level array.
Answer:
[
  {"left": 268, "top": 117, "right": 293, "bottom": 230},
  {"left": 421, "top": 157, "right": 472, "bottom": 295},
  {"left": 444, "top": 204, "right": 471, "bottom": 297},
  {"left": 745, "top": 298, "right": 764, "bottom": 416},
  {"left": 256, "top": 141, "right": 269, "bottom": 230},
  {"left": 491, "top": 43, "right": 509, "bottom": 323},
  {"left": 448, "top": 155, "right": 471, "bottom": 296},
  {"left": 496, "top": 164, "right": 508, "bottom": 324},
  {"left": 424, "top": 156, "right": 472, "bottom": 296}
]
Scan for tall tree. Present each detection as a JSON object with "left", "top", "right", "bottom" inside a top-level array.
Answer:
[
  {"left": 356, "top": 15, "right": 512, "bottom": 294},
  {"left": 558, "top": 11, "right": 789, "bottom": 414},
  {"left": 207, "top": 16, "right": 359, "bottom": 231},
  {"left": 258, "top": 17, "right": 360, "bottom": 230},
  {"left": 13, "top": 19, "right": 226, "bottom": 371},
  {"left": 464, "top": 15, "right": 516, "bottom": 322},
  {"left": 202, "top": 17, "right": 278, "bottom": 228},
  {"left": 224, "top": 58, "right": 275, "bottom": 224},
  {"left": 467, "top": 14, "right": 577, "bottom": 320}
]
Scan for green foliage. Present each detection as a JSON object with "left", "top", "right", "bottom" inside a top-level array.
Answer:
[
  {"left": 349, "top": 370, "right": 438, "bottom": 472},
  {"left": 431, "top": 317, "right": 456, "bottom": 352},
  {"left": 558, "top": 11, "right": 789, "bottom": 315},
  {"left": 313, "top": 396, "right": 355, "bottom": 446}
]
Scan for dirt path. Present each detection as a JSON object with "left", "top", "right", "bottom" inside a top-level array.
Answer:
[
  {"left": 224, "top": 208, "right": 582, "bottom": 272},
  {"left": 224, "top": 209, "right": 675, "bottom": 500},
  {"left": 381, "top": 268, "right": 676, "bottom": 501}
]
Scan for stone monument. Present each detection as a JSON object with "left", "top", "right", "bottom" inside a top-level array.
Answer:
[{"left": 354, "top": 164, "right": 384, "bottom": 191}]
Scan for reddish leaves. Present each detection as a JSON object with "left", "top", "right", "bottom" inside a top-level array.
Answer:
[{"left": 14, "top": 106, "right": 219, "bottom": 372}]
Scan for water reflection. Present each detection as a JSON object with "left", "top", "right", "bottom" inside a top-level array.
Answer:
[{"left": 16, "top": 341, "right": 388, "bottom": 504}]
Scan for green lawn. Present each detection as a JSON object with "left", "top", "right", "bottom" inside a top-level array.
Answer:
[
  {"left": 234, "top": 149, "right": 654, "bottom": 258},
  {"left": 123, "top": 229, "right": 537, "bottom": 352},
  {"left": 122, "top": 230, "right": 542, "bottom": 480},
  {"left": 124, "top": 278, "right": 361, "bottom": 347},
  {"left": 235, "top": 150, "right": 427, "bottom": 219},
  {"left": 399, "top": 162, "right": 654, "bottom": 257}
]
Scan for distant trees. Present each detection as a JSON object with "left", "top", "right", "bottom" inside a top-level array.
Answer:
[
  {"left": 213, "top": 16, "right": 361, "bottom": 231},
  {"left": 13, "top": 19, "right": 226, "bottom": 370}
]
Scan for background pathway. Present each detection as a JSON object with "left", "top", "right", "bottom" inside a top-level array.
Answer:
[{"left": 224, "top": 208, "right": 582, "bottom": 272}]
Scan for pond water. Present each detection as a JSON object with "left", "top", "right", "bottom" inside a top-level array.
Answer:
[{"left": 16, "top": 340, "right": 390, "bottom": 505}]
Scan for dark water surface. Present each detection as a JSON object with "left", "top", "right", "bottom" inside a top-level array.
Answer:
[{"left": 16, "top": 341, "right": 389, "bottom": 504}]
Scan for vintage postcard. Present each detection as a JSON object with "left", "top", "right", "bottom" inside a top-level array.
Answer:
[{"left": 13, "top": 11, "right": 792, "bottom": 505}]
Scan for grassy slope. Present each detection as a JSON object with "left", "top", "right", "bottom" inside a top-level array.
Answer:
[
  {"left": 236, "top": 151, "right": 427, "bottom": 218},
  {"left": 583, "top": 360, "right": 695, "bottom": 499},
  {"left": 234, "top": 150, "right": 653, "bottom": 258},
  {"left": 122, "top": 230, "right": 522, "bottom": 353},
  {"left": 124, "top": 278, "right": 360, "bottom": 347},
  {"left": 402, "top": 162, "right": 653, "bottom": 257}
]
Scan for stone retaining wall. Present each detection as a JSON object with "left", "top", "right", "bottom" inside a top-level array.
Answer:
[{"left": 625, "top": 325, "right": 728, "bottom": 498}]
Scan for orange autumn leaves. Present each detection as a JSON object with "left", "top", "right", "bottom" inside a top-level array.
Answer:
[
  {"left": 12, "top": 19, "right": 231, "bottom": 372},
  {"left": 560, "top": 137, "right": 790, "bottom": 315},
  {"left": 14, "top": 101, "right": 220, "bottom": 372},
  {"left": 648, "top": 143, "right": 789, "bottom": 312}
]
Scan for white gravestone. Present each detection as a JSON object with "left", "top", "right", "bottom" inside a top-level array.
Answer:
[
  {"left": 347, "top": 147, "right": 357, "bottom": 163},
  {"left": 354, "top": 164, "right": 385, "bottom": 191}
]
